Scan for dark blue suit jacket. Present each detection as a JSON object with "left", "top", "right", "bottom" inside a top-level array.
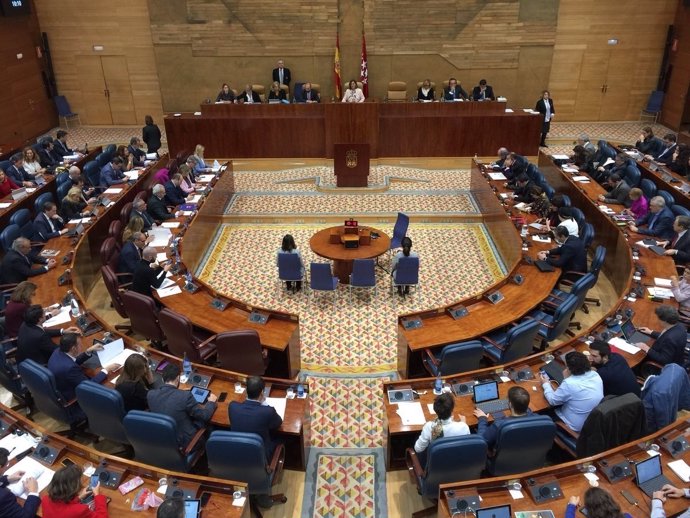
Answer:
[
  {"left": 100, "top": 163, "right": 125, "bottom": 187},
  {"left": 53, "top": 140, "right": 72, "bottom": 157},
  {"left": 164, "top": 180, "right": 186, "bottom": 206},
  {"left": 130, "top": 208, "right": 154, "bottom": 231},
  {"left": 546, "top": 235, "right": 587, "bottom": 273},
  {"left": 117, "top": 241, "right": 141, "bottom": 276},
  {"left": 647, "top": 323, "right": 688, "bottom": 366},
  {"left": 636, "top": 206, "right": 675, "bottom": 239},
  {"left": 5, "top": 165, "right": 32, "bottom": 185},
  {"left": 0, "top": 475, "right": 40, "bottom": 518},
  {"left": 229, "top": 399, "right": 283, "bottom": 458},
  {"left": 33, "top": 212, "right": 64, "bottom": 241},
  {"left": 47, "top": 349, "right": 106, "bottom": 402}
]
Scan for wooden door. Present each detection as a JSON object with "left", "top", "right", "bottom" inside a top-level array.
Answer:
[
  {"left": 599, "top": 50, "right": 635, "bottom": 120},
  {"left": 76, "top": 56, "right": 112, "bottom": 125},
  {"left": 101, "top": 56, "right": 136, "bottom": 125},
  {"left": 573, "top": 49, "right": 608, "bottom": 120}
]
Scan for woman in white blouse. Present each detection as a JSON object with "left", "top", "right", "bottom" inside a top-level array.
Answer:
[
  {"left": 22, "top": 147, "right": 45, "bottom": 177},
  {"left": 342, "top": 80, "right": 365, "bottom": 103}
]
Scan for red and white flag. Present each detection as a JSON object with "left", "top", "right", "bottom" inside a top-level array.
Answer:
[{"left": 359, "top": 32, "right": 369, "bottom": 98}]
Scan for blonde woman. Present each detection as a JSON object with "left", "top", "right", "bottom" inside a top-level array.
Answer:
[
  {"left": 60, "top": 187, "right": 89, "bottom": 221},
  {"left": 178, "top": 164, "right": 195, "bottom": 194},
  {"left": 22, "top": 147, "right": 46, "bottom": 176},
  {"left": 193, "top": 144, "right": 207, "bottom": 173},
  {"left": 122, "top": 215, "right": 145, "bottom": 243}
]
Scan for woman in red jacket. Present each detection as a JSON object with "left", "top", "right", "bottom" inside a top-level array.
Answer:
[
  {"left": 0, "top": 168, "right": 19, "bottom": 197},
  {"left": 42, "top": 465, "right": 108, "bottom": 518}
]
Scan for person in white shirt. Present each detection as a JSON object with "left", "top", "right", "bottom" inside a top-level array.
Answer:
[
  {"left": 22, "top": 147, "right": 46, "bottom": 177},
  {"left": 414, "top": 392, "right": 469, "bottom": 462},
  {"left": 342, "top": 80, "right": 365, "bottom": 103}
]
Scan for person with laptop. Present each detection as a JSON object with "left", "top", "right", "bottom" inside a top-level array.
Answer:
[
  {"left": 414, "top": 392, "right": 469, "bottom": 460},
  {"left": 588, "top": 340, "right": 640, "bottom": 397},
  {"left": 628, "top": 195, "right": 675, "bottom": 240},
  {"left": 651, "top": 484, "right": 690, "bottom": 518},
  {"left": 566, "top": 488, "right": 632, "bottom": 518},
  {"left": 540, "top": 351, "right": 603, "bottom": 433},
  {"left": 536, "top": 226, "right": 587, "bottom": 280},
  {"left": 157, "top": 498, "right": 184, "bottom": 518},
  {"left": 0, "top": 168, "right": 19, "bottom": 197},
  {"left": 147, "top": 363, "right": 218, "bottom": 449},
  {"left": 635, "top": 305, "right": 687, "bottom": 368},
  {"left": 473, "top": 386, "right": 532, "bottom": 449}
]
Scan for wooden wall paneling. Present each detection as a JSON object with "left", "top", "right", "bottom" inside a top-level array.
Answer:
[
  {"left": 101, "top": 56, "right": 136, "bottom": 124},
  {"left": 662, "top": 2, "right": 690, "bottom": 130},
  {"left": 76, "top": 56, "right": 111, "bottom": 125}
]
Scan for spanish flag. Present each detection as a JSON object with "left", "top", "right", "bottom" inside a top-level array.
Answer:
[{"left": 334, "top": 33, "right": 342, "bottom": 100}]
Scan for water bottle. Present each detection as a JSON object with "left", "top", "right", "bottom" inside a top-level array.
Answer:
[
  {"left": 520, "top": 225, "right": 528, "bottom": 238},
  {"left": 185, "top": 272, "right": 193, "bottom": 287},
  {"left": 182, "top": 354, "right": 192, "bottom": 381},
  {"left": 297, "top": 384, "right": 305, "bottom": 398},
  {"left": 434, "top": 377, "right": 442, "bottom": 394},
  {"left": 70, "top": 299, "right": 80, "bottom": 318}
]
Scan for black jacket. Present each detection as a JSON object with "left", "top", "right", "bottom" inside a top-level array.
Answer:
[
  {"left": 16, "top": 322, "right": 60, "bottom": 365},
  {"left": 147, "top": 194, "right": 174, "bottom": 221},
  {"left": 0, "top": 249, "right": 48, "bottom": 284},
  {"left": 647, "top": 323, "right": 688, "bottom": 366},
  {"left": 131, "top": 258, "right": 167, "bottom": 298}
]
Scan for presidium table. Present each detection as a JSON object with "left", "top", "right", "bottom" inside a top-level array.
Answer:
[
  {"left": 164, "top": 101, "right": 542, "bottom": 159},
  {"left": 310, "top": 225, "right": 391, "bottom": 283}
]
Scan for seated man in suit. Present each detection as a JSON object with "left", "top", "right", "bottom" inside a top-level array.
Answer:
[
  {"left": 118, "top": 232, "right": 146, "bottom": 280},
  {"left": 33, "top": 202, "right": 67, "bottom": 242},
  {"left": 237, "top": 84, "right": 261, "bottom": 104},
  {"left": 47, "top": 333, "right": 119, "bottom": 403},
  {"left": 540, "top": 351, "right": 603, "bottom": 433},
  {"left": 471, "top": 79, "right": 495, "bottom": 101},
  {"left": 0, "top": 447, "right": 40, "bottom": 518},
  {"left": 16, "top": 305, "right": 80, "bottom": 365},
  {"left": 659, "top": 215, "right": 690, "bottom": 264},
  {"left": 301, "top": 82, "right": 320, "bottom": 103},
  {"left": 164, "top": 173, "right": 188, "bottom": 206},
  {"left": 635, "top": 305, "right": 688, "bottom": 368},
  {"left": 131, "top": 198, "right": 155, "bottom": 231},
  {"left": 511, "top": 173, "right": 541, "bottom": 204},
  {"left": 132, "top": 246, "right": 172, "bottom": 299},
  {"left": 53, "top": 129, "right": 76, "bottom": 158},
  {"left": 492, "top": 147, "right": 510, "bottom": 169},
  {"left": 127, "top": 137, "right": 146, "bottom": 167},
  {"left": 100, "top": 156, "right": 127, "bottom": 187},
  {"left": 588, "top": 340, "right": 640, "bottom": 397},
  {"left": 147, "top": 363, "right": 217, "bottom": 449},
  {"left": 502, "top": 152, "right": 528, "bottom": 182},
  {"left": 537, "top": 225, "right": 587, "bottom": 280},
  {"left": 37, "top": 138, "right": 60, "bottom": 173},
  {"left": 443, "top": 77, "right": 468, "bottom": 101},
  {"left": 647, "top": 133, "right": 677, "bottom": 164},
  {"left": 593, "top": 151, "right": 628, "bottom": 185},
  {"left": 68, "top": 165, "right": 94, "bottom": 198},
  {"left": 474, "top": 386, "right": 532, "bottom": 449},
  {"left": 0, "top": 237, "right": 55, "bottom": 284},
  {"left": 6, "top": 154, "right": 34, "bottom": 188},
  {"left": 597, "top": 173, "right": 631, "bottom": 206},
  {"left": 576, "top": 134, "right": 596, "bottom": 154},
  {"left": 636, "top": 126, "right": 665, "bottom": 156},
  {"left": 628, "top": 195, "right": 675, "bottom": 239},
  {"left": 147, "top": 184, "right": 178, "bottom": 222}
]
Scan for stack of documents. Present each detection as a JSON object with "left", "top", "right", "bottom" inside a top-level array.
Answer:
[
  {"left": 5, "top": 457, "right": 55, "bottom": 499},
  {"left": 395, "top": 402, "right": 426, "bottom": 426},
  {"left": 608, "top": 337, "right": 641, "bottom": 354},
  {"left": 96, "top": 338, "right": 140, "bottom": 367}
]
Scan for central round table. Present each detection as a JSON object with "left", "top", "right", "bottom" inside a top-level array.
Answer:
[{"left": 309, "top": 225, "right": 391, "bottom": 284}]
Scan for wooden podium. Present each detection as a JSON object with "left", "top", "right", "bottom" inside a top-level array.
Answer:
[{"left": 334, "top": 143, "right": 370, "bottom": 187}]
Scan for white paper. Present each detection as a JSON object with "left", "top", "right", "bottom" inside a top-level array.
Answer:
[
  {"left": 551, "top": 154, "right": 570, "bottom": 160},
  {"left": 63, "top": 154, "right": 80, "bottom": 161},
  {"left": 156, "top": 285, "right": 182, "bottom": 298},
  {"left": 500, "top": 376, "right": 511, "bottom": 383},
  {"left": 124, "top": 171, "right": 140, "bottom": 180},
  {"left": 654, "top": 278, "right": 673, "bottom": 288},
  {"left": 668, "top": 459, "right": 690, "bottom": 482},
  {"left": 572, "top": 176, "right": 590, "bottom": 182},
  {"left": 0, "top": 203, "right": 11, "bottom": 209},
  {"left": 180, "top": 210, "right": 194, "bottom": 216},
  {"left": 504, "top": 108, "right": 514, "bottom": 113},
  {"left": 636, "top": 240, "right": 655, "bottom": 248},
  {"left": 0, "top": 432, "right": 40, "bottom": 460},
  {"left": 647, "top": 286, "right": 673, "bottom": 299},
  {"left": 96, "top": 338, "right": 125, "bottom": 365},
  {"left": 603, "top": 158, "right": 615, "bottom": 167},
  {"left": 529, "top": 222, "right": 547, "bottom": 231},
  {"left": 212, "top": 160, "right": 221, "bottom": 171},
  {"left": 149, "top": 227, "right": 172, "bottom": 247},
  {"left": 532, "top": 235, "right": 551, "bottom": 243},
  {"left": 42, "top": 306, "right": 71, "bottom": 327},
  {"left": 187, "top": 194, "right": 202, "bottom": 204},
  {"left": 584, "top": 472, "right": 599, "bottom": 482},
  {"left": 514, "top": 202, "right": 528, "bottom": 211},
  {"left": 265, "top": 397, "right": 287, "bottom": 420},
  {"left": 5, "top": 456, "right": 54, "bottom": 499},
  {"left": 106, "top": 348, "right": 140, "bottom": 368},
  {"left": 608, "top": 337, "right": 641, "bottom": 355},
  {"left": 232, "top": 496, "right": 247, "bottom": 507},
  {"left": 198, "top": 174, "right": 215, "bottom": 183},
  {"left": 509, "top": 489, "right": 524, "bottom": 500},
  {"left": 156, "top": 252, "right": 168, "bottom": 263},
  {"left": 161, "top": 222, "right": 180, "bottom": 228},
  {"left": 648, "top": 449, "right": 661, "bottom": 457},
  {"left": 68, "top": 217, "right": 92, "bottom": 224},
  {"left": 563, "top": 166, "right": 580, "bottom": 173},
  {"left": 488, "top": 172, "right": 507, "bottom": 180},
  {"left": 103, "top": 188, "right": 123, "bottom": 194},
  {"left": 499, "top": 193, "right": 509, "bottom": 199},
  {"left": 158, "top": 277, "right": 176, "bottom": 289},
  {"left": 427, "top": 404, "right": 436, "bottom": 415},
  {"left": 146, "top": 153, "right": 158, "bottom": 160},
  {"left": 395, "top": 402, "right": 426, "bottom": 426},
  {"left": 25, "top": 188, "right": 36, "bottom": 193}
]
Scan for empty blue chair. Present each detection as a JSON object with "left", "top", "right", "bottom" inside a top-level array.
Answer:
[
  {"left": 54, "top": 95, "right": 80, "bottom": 127},
  {"left": 542, "top": 183, "right": 555, "bottom": 200},
  {"left": 9, "top": 208, "right": 31, "bottom": 228},
  {"left": 581, "top": 222, "right": 595, "bottom": 250},
  {"left": 55, "top": 170, "right": 70, "bottom": 186},
  {"left": 640, "top": 178, "right": 657, "bottom": 201},
  {"left": 480, "top": 319, "right": 540, "bottom": 364},
  {"left": 75, "top": 380, "right": 129, "bottom": 446},
  {"left": 560, "top": 194, "right": 571, "bottom": 207},
  {"left": 570, "top": 207, "right": 586, "bottom": 230},
  {"left": 657, "top": 190, "right": 675, "bottom": 207},
  {"left": 123, "top": 410, "right": 205, "bottom": 471},
  {"left": 673, "top": 205, "right": 690, "bottom": 218},
  {"left": 104, "top": 144, "right": 117, "bottom": 158},
  {"left": 391, "top": 255, "right": 419, "bottom": 296},
  {"left": 34, "top": 192, "right": 54, "bottom": 214},
  {"left": 277, "top": 252, "right": 304, "bottom": 294},
  {"left": 623, "top": 164, "right": 641, "bottom": 188},
  {"left": 389, "top": 212, "right": 410, "bottom": 253},
  {"left": 57, "top": 181, "right": 72, "bottom": 206},
  {"left": 641, "top": 90, "right": 664, "bottom": 122},
  {"left": 525, "top": 163, "right": 538, "bottom": 180},
  {"left": 310, "top": 262, "right": 338, "bottom": 305},
  {"left": 0, "top": 160, "right": 10, "bottom": 173},
  {"left": 0, "top": 224, "right": 20, "bottom": 252},
  {"left": 206, "top": 431, "right": 287, "bottom": 512},
  {"left": 349, "top": 258, "right": 376, "bottom": 301},
  {"left": 96, "top": 152, "right": 110, "bottom": 168},
  {"left": 83, "top": 161, "right": 100, "bottom": 188},
  {"left": 423, "top": 340, "right": 483, "bottom": 377},
  {"left": 527, "top": 293, "right": 580, "bottom": 347},
  {"left": 532, "top": 170, "right": 545, "bottom": 188},
  {"left": 488, "top": 415, "right": 557, "bottom": 475}
]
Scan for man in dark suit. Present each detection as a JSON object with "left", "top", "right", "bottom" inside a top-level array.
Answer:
[
  {"left": 147, "top": 184, "right": 178, "bottom": 222},
  {"left": 6, "top": 154, "right": 34, "bottom": 187},
  {"left": 47, "top": 333, "right": 118, "bottom": 402},
  {"left": 473, "top": 386, "right": 533, "bottom": 449},
  {"left": 131, "top": 198, "right": 155, "bottom": 231},
  {"left": 629, "top": 195, "right": 675, "bottom": 240},
  {"left": 237, "top": 84, "right": 262, "bottom": 104},
  {"left": 588, "top": 341, "right": 640, "bottom": 397},
  {"left": 443, "top": 77, "right": 468, "bottom": 101},
  {"left": 33, "top": 202, "right": 67, "bottom": 242},
  {"left": 229, "top": 375, "right": 283, "bottom": 509},
  {"left": 598, "top": 174, "right": 631, "bottom": 206},
  {"left": 662, "top": 216, "right": 690, "bottom": 264},
  {"left": 118, "top": 232, "right": 146, "bottom": 279},
  {"left": 156, "top": 499, "right": 185, "bottom": 518},
  {"left": 301, "top": 82, "right": 320, "bottom": 103},
  {"left": 100, "top": 157, "right": 127, "bottom": 187},
  {"left": 471, "top": 79, "right": 495, "bottom": 101},
  {"left": 147, "top": 363, "right": 217, "bottom": 449},
  {"left": 164, "top": 173, "right": 187, "bottom": 206},
  {"left": 636, "top": 305, "right": 688, "bottom": 367},
  {"left": 132, "top": 246, "right": 172, "bottom": 298},
  {"left": 535, "top": 90, "right": 555, "bottom": 147},
  {"left": 511, "top": 173, "right": 541, "bottom": 204},
  {"left": 537, "top": 226, "right": 587, "bottom": 279},
  {"left": 127, "top": 137, "right": 146, "bottom": 167},
  {"left": 0, "top": 237, "right": 55, "bottom": 284},
  {"left": 0, "top": 447, "right": 40, "bottom": 518},
  {"left": 649, "top": 133, "right": 677, "bottom": 165},
  {"left": 37, "top": 138, "right": 59, "bottom": 173},
  {"left": 53, "top": 130, "right": 73, "bottom": 157},
  {"left": 272, "top": 59, "right": 291, "bottom": 87},
  {"left": 635, "top": 126, "right": 665, "bottom": 156},
  {"left": 16, "top": 305, "right": 80, "bottom": 365}
]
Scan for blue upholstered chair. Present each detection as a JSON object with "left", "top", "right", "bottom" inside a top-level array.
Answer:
[
  {"left": 640, "top": 178, "right": 657, "bottom": 201},
  {"left": 391, "top": 256, "right": 419, "bottom": 297},
  {"left": 656, "top": 190, "right": 674, "bottom": 207},
  {"left": 423, "top": 340, "right": 483, "bottom": 377},
  {"left": 277, "top": 252, "right": 304, "bottom": 294},
  {"left": 34, "top": 192, "right": 54, "bottom": 214},
  {"left": 480, "top": 319, "right": 540, "bottom": 364},
  {"left": 123, "top": 410, "right": 205, "bottom": 471},
  {"left": 487, "top": 415, "right": 556, "bottom": 476},
  {"left": 310, "top": 262, "right": 338, "bottom": 305},
  {"left": 672, "top": 204, "right": 690, "bottom": 218},
  {"left": 570, "top": 207, "right": 586, "bottom": 231},
  {"left": 9, "top": 208, "right": 31, "bottom": 228},
  {"left": 83, "top": 161, "right": 100, "bottom": 188},
  {"left": 580, "top": 222, "right": 595, "bottom": 250},
  {"left": 55, "top": 170, "right": 71, "bottom": 186},
  {"left": 75, "top": 380, "right": 129, "bottom": 446},
  {"left": 349, "top": 258, "right": 376, "bottom": 302},
  {"left": 527, "top": 293, "right": 580, "bottom": 348},
  {"left": 54, "top": 95, "right": 80, "bottom": 127},
  {"left": 206, "top": 431, "right": 287, "bottom": 515},
  {"left": 623, "top": 163, "right": 641, "bottom": 188},
  {"left": 389, "top": 212, "right": 410, "bottom": 253},
  {"left": 0, "top": 224, "right": 20, "bottom": 252}
]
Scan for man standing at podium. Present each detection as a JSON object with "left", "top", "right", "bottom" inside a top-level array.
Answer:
[{"left": 272, "top": 59, "right": 291, "bottom": 88}]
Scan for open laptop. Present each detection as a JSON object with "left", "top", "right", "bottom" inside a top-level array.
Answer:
[
  {"left": 476, "top": 504, "right": 511, "bottom": 518},
  {"left": 621, "top": 319, "right": 651, "bottom": 344},
  {"left": 66, "top": 223, "right": 85, "bottom": 238},
  {"left": 34, "top": 175, "right": 46, "bottom": 186},
  {"left": 473, "top": 381, "right": 509, "bottom": 415},
  {"left": 635, "top": 455, "right": 672, "bottom": 498}
]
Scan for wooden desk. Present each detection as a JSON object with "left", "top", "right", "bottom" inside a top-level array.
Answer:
[
  {"left": 0, "top": 406, "right": 249, "bottom": 518},
  {"left": 309, "top": 225, "right": 390, "bottom": 284},
  {"left": 438, "top": 417, "right": 690, "bottom": 518}
]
